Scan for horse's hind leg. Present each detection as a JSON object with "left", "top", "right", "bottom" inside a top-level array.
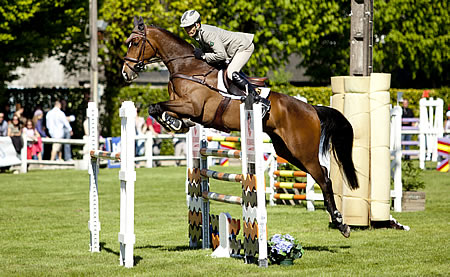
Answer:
[{"left": 305, "top": 161, "right": 350, "bottom": 238}]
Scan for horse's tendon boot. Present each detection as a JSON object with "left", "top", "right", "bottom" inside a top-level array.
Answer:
[{"left": 161, "top": 112, "right": 182, "bottom": 131}]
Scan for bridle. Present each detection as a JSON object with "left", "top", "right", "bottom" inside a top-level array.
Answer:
[
  {"left": 123, "top": 26, "right": 161, "bottom": 73},
  {"left": 123, "top": 25, "right": 195, "bottom": 74}
]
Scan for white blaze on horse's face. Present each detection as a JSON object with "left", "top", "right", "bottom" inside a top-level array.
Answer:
[{"left": 122, "top": 41, "right": 139, "bottom": 82}]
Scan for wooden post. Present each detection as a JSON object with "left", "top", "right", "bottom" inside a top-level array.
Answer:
[{"left": 350, "top": 0, "right": 373, "bottom": 76}]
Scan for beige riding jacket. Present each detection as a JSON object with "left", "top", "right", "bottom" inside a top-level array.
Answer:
[{"left": 194, "top": 24, "right": 254, "bottom": 64}]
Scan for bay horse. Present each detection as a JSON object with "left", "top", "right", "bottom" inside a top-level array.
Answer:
[{"left": 122, "top": 17, "right": 358, "bottom": 237}]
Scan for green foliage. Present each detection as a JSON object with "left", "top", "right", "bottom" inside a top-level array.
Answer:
[
  {"left": 109, "top": 85, "right": 169, "bottom": 136},
  {"left": 374, "top": 1, "right": 449, "bottom": 88},
  {"left": 402, "top": 160, "right": 425, "bottom": 191},
  {"left": 0, "top": 0, "right": 88, "bottom": 89},
  {"left": 270, "top": 85, "right": 332, "bottom": 106}
]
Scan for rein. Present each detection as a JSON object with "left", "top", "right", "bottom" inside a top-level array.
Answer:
[
  {"left": 171, "top": 69, "right": 228, "bottom": 95},
  {"left": 123, "top": 28, "right": 195, "bottom": 73}
]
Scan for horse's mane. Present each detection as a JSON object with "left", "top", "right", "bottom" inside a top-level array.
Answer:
[
  {"left": 148, "top": 25, "right": 193, "bottom": 51},
  {"left": 147, "top": 25, "right": 216, "bottom": 72}
]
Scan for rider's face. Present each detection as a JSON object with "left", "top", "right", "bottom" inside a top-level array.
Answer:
[{"left": 184, "top": 23, "right": 198, "bottom": 37}]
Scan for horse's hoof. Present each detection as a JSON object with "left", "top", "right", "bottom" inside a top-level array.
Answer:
[
  {"left": 340, "top": 224, "right": 351, "bottom": 238},
  {"left": 181, "top": 118, "right": 196, "bottom": 128}
]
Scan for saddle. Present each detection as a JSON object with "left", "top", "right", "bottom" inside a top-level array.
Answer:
[{"left": 222, "top": 70, "right": 268, "bottom": 97}]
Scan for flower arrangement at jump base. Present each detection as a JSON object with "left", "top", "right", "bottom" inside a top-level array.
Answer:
[{"left": 267, "top": 234, "right": 304, "bottom": 265}]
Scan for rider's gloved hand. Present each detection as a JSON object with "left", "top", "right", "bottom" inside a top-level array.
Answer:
[{"left": 194, "top": 48, "right": 205, "bottom": 60}]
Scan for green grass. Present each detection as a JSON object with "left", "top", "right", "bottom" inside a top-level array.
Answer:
[{"left": 0, "top": 166, "right": 449, "bottom": 276}]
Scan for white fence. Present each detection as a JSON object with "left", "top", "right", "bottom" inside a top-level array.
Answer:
[{"left": 19, "top": 132, "right": 187, "bottom": 173}]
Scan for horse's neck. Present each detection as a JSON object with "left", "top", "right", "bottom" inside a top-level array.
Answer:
[{"left": 149, "top": 28, "right": 215, "bottom": 76}]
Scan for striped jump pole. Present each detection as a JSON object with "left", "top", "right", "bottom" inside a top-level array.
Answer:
[
  {"left": 88, "top": 101, "right": 136, "bottom": 268},
  {"left": 273, "top": 170, "right": 307, "bottom": 178},
  {"left": 200, "top": 169, "right": 243, "bottom": 182},
  {"left": 207, "top": 136, "right": 272, "bottom": 143},
  {"left": 90, "top": 150, "right": 121, "bottom": 160},
  {"left": 200, "top": 148, "right": 241, "bottom": 159},
  {"left": 186, "top": 98, "right": 268, "bottom": 267},
  {"left": 202, "top": 191, "right": 242, "bottom": 205},
  {"left": 269, "top": 159, "right": 323, "bottom": 210},
  {"left": 274, "top": 193, "right": 307, "bottom": 200}
]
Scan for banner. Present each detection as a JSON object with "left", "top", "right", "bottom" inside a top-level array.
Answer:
[{"left": 0, "top": 137, "right": 21, "bottom": 167}]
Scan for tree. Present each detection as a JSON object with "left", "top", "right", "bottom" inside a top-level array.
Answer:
[
  {"left": 374, "top": 0, "right": 449, "bottom": 87},
  {"left": 0, "top": 0, "right": 88, "bottom": 92}
]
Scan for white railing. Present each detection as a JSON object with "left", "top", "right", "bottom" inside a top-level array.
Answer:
[{"left": 20, "top": 131, "right": 188, "bottom": 173}]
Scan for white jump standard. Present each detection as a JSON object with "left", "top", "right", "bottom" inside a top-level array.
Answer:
[{"left": 88, "top": 101, "right": 137, "bottom": 268}]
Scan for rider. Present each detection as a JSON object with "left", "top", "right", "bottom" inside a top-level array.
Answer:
[{"left": 180, "top": 10, "right": 270, "bottom": 107}]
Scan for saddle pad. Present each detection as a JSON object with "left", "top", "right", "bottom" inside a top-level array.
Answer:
[{"left": 218, "top": 70, "right": 271, "bottom": 100}]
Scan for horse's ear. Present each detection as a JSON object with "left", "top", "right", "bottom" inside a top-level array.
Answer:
[
  {"left": 133, "top": 16, "right": 139, "bottom": 27},
  {"left": 137, "top": 16, "right": 145, "bottom": 31}
]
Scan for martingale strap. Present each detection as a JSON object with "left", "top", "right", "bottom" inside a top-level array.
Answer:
[{"left": 210, "top": 97, "right": 231, "bottom": 133}]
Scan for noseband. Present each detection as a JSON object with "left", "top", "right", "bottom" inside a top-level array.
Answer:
[{"left": 123, "top": 27, "right": 160, "bottom": 73}]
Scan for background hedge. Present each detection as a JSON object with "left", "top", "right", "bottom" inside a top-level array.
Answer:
[{"left": 111, "top": 85, "right": 450, "bottom": 137}]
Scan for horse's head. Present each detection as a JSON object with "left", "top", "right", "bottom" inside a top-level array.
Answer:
[{"left": 122, "top": 16, "right": 159, "bottom": 82}]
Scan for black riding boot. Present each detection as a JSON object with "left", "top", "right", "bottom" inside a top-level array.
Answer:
[{"left": 231, "top": 72, "right": 271, "bottom": 108}]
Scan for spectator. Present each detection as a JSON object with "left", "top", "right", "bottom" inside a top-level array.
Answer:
[
  {"left": 4, "top": 104, "right": 13, "bottom": 121},
  {"left": 60, "top": 99, "right": 75, "bottom": 161},
  {"left": 0, "top": 112, "right": 8, "bottom": 136},
  {"left": 8, "top": 115, "right": 23, "bottom": 154},
  {"left": 46, "top": 100, "right": 73, "bottom": 161},
  {"left": 14, "top": 103, "right": 27, "bottom": 126},
  {"left": 33, "top": 109, "right": 47, "bottom": 158},
  {"left": 23, "top": 119, "right": 43, "bottom": 161},
  {"left": 401, "top": 99, "right": 415, "bottom": 160},
  {"left": 146, "top": 115, "right": 162, "bottom": 166},
  {"left": 135, "top": 108, "right": 148, "bottom": 156},
  {"left": 173, "top": 137, "right": 186, "bottom": 166}
]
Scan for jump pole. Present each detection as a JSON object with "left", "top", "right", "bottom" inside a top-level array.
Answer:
[
  {"left": 88, "top": 101, "right": 137, "bottom": 268},
  {"left": 187, "top": 99, "right": 268, "bottom": 267}
]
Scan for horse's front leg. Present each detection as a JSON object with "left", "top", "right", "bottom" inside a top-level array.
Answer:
[{"left": 148, "top": 99, "right": 198, "bottom": 133}]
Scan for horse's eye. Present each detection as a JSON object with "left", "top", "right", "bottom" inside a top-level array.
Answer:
[{"left": 133, "top": 39, "right": 140, "bottom": 46}]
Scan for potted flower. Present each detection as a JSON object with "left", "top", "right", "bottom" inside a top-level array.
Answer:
[
  {"left": 267, "top": 234, "right": 304, "bottom": 266},
  {"left": 401, "top": 160, "right": 425, "bottom": 211}
]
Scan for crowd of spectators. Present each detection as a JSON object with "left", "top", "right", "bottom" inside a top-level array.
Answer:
[
  {"left": 0, "top": 100, "right": 74, "bottom": 161},
  {"left": 1, "top": 101, "right": 188, "bottom": 166}
]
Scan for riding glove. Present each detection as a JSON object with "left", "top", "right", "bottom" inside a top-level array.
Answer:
[{"left": 194, "top": 48, "right": 205, "bottom": 60}]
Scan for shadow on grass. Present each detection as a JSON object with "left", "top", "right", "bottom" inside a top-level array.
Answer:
[
  {"left": 100, "top": 242, "right": 144, "bottom": 266},
  {"left": 303, "top": 245, "right": 350, "bottom": 253},
  {"left": 135, "top": 244, "right": 192, "bottom": 252}
]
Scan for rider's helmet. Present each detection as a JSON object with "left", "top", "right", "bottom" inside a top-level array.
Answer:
[{"left": 180, "top": 10, "right": 201, "bottom": 27}]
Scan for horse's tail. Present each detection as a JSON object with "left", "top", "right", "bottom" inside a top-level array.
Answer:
[{"left": 314, "top": 105, "right": 359, "bottom": 190}]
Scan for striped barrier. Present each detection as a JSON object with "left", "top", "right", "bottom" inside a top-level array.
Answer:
[
  {"left": 200, "top": 148, "right": 241, "bottom": 159},
  {"left": 202, "top": 191, "right": 242, "bottom": 205},
  {"left": 187, "top": 100, "right": 268, "bottom": 267},
  {"left": 268, "top": 156, "right": 323, "bottom": 210},
  {"left": 87, "top": 101, "right": 137, "bottom": 268},
  {"left": 437, "top": 137, "right": 449, "bottom": 172},
  {"left": 200, "top": 169, "right": 243, "bottom": 182},
  {"left": 274, "top": 193, "right": 307, "bottom": 200},
  {"left": 90, "top": 150, "right": 121, "bottom": 160},
  {"left": 274, "top": 170, "right": 307, "bottom": 178},
  {"left": 207, "top": 135, "right": 272, "bottom": 143}
]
